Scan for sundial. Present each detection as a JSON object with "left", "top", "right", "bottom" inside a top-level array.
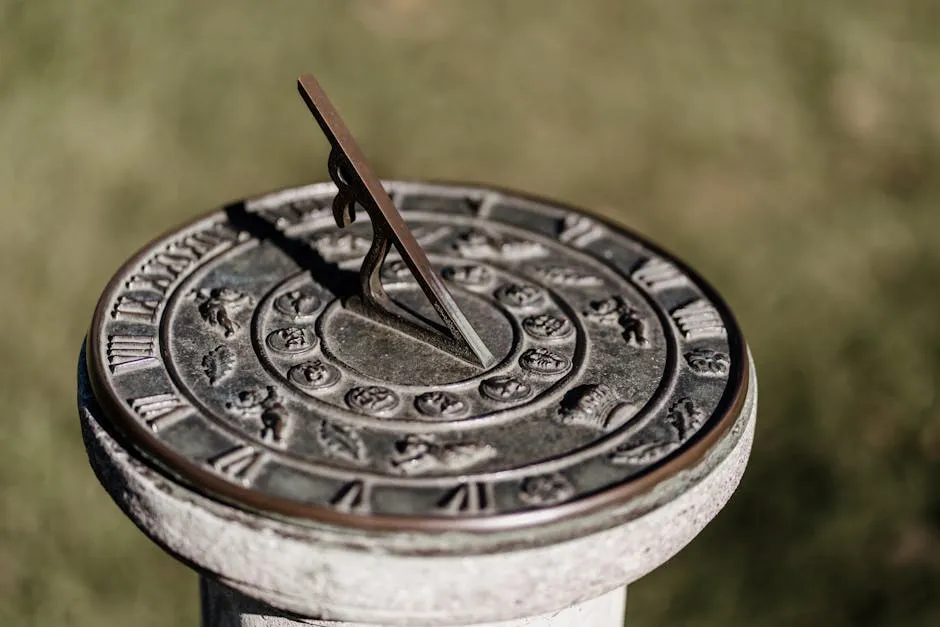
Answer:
[{"left": 78, "top": 73, "right": 757, "bottom": 626}]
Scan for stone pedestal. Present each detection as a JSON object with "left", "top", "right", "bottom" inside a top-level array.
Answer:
[
  {"left": 200, "top": 578, "right": 627, "bottom": 627},
  {"left": 78, "top": 351, "right": 755, "bottom": 626}
]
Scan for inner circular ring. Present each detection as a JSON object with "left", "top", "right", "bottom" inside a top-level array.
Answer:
[
  {"left": 315, "top": 285, "right": 519, "bottom": 388},
  {"left": 248, "top": 257, "right": 592, "bottom": 431}
]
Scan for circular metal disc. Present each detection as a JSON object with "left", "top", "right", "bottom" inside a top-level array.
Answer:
[{"left": 85, "top": 181, "right": 749, "bottom": 532}]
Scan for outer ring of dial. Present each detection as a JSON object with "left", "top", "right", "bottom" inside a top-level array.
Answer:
[{"left": 85, "top": 181, "right": 750, "bottom": 533}]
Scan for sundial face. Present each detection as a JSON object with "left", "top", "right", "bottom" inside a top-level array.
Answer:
[{"left": 86, "top": 181, "right": 748, "bottom": 531}]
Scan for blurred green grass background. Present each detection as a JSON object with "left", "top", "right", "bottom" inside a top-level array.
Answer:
[{"left": 2, "top": 1, "right": 940, "bottom": 625}]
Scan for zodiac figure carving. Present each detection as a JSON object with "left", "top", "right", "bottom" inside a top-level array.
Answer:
[
  {"left": 519, "top": 472, "right": 574, "bottom": 506},
  {"left": 584, "top": 296, "right": 649, "bottom": 348},
  {"left": 558, "top": 384, "right": 624, "bottom": 430},
  {"left": 226, "top": 386, "right": 289, "bottom": 444},
  {"left": 390, "top": 434, "right": 496, "bottom": 476},
  {"left": 192, "top": 286, "right": 253, "bottom": 338},
  {"left": 608, "top": 397, "right": 706, "bottom": 466}
]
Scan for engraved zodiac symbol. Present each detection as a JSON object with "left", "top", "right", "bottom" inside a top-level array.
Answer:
[
  {"left": 310, "top": 232, "right": 371, "bottom": 260},
  {"left": 494, "top": 283, "right": 545, "bottom": 309},
  {"left": 288, "top": 360, "right": 341, "bottom": 390},
  {"left": 530, "top": 265, "right": 603, "bottom": 287},
  {"left": 608, "top": 397, "right": 706, "bottom": 466},
  {"left": 318, "top": 420, "right": 369, "bottom": 464},
  {"left": 257, "top": 196, "right": 330, "bottom": 229},
  {"left": 666, "top": 397, "right": 705, "bottom": 440},
  {"left": 608, "top": 432, "right": 675, "bottom": 466},
  {"left": 558, "top": 384, "right": 625, "bottom": 430},
  {"left": 584, "top": 296, "right": 649, "bottom": 348},
  {"left": 345, "top": 385, "right": 400, "bottom": 414},
  {"left": 684, "top": 348, "right": 730, "bottom": 377},
  {"left": 442, "top": 264, "right": 493, "bottom": 288},
  {"left": 192, "top": 286, "right": 252, "bottom": 338},
  {"left": 452, "top": 230, "right": 546, "bottom": 261},
  {"left": 260, "top": 406, "right": 288, "bottom": 443},
  {"left": 274, "top": 286, "right": 321, "bottom": 318},
  {"left": 480, "top": 376, "right": 532, "bottom": 402},
  {"left": 522, "top": 314, "right": 573, "bottom": 340},
  {"left": 225, "top": 386, "right": 289, "bottom": 444},
  {"left": 226, "top": 386, "right": 281, "bottom": 416},
  {"left": 519, "top": 473, "right": 574, "bottom": 506},
  {"left": 389, "top": 434, "right": 496, "bottom": 476},
  {"left": 202, "top": 345, "right": 236, "bottom": 385},
  {"left": 414, "top": 391, "right": 468, "bottom": 418},
  {"left": 266, "top": 327, "right": 316, "bottom": 354},
  {"left": 519, "top": 347, "right": 571, "bottom": 376}
]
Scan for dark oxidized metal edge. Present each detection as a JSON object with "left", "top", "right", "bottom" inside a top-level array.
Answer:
[{"left": 85, "top": 180, "right": 751, "bottom": 533}]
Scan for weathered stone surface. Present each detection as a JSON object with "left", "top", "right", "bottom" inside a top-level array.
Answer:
[
  {"left": 78, "top": 349, "right": 755, "bottom": 625},
  {"left": 200, "top": 578, "right": 627, "bottom": 627}
]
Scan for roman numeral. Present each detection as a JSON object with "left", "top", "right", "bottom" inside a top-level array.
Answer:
[
  {"left": 106, "top": 334, "right": 157, "bottom": 373},
  {"left": 437, "top": 482, "right": 494, "bottom": 515},
  {"left": 671, "top": 300, "right": 726, "bottom": 341},
  {"left": 631, "top": 258, "right": 690, "bottom": 292},
  {"left": 208, "top": 445, "right": 263, "bottom": 484},
  {"left": 111, "top": 293, "right": 162, "bottom": 322},
  {"left": 127, "top": 393, "right": 190, "bottom": 432},
  {"left": 558, "top": 214, "right": 604, "bottom": 247},
  {"left": 125, "top": 273, "right": 173, "bottom": 294},
  {"left": 330, "top": 480, "right": 369, "bottom": 513}
]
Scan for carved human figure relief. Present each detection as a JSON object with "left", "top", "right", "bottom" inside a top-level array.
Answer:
[
  {"left": 584, "top": 296, "right": 649, "bottom": 348},
  {"left": 192, "top": 286, "right": 253, "bottom": 338},
  {"left": 389, "top": 434, "right": 496, "bottom": 476}
]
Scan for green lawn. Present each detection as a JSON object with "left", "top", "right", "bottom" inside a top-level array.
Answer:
[{"left": 2, "top": 1, "right": 939, "bottom": 625}]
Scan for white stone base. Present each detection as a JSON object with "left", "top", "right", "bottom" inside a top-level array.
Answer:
[
  {"left": 201, "top": 577, "right": 626, "bottom": 627},
  {"left": 78, "top": 348, "right": 755, "bottom": 625}
]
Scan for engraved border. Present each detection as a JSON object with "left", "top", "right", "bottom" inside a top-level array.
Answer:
[{"left": 86, "top": 181, "right": 750, "bottom": 533}]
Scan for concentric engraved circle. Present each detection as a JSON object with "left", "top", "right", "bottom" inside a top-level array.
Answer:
[{"left": 85, "top": 181, "right": 749, "bottom": 532}]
